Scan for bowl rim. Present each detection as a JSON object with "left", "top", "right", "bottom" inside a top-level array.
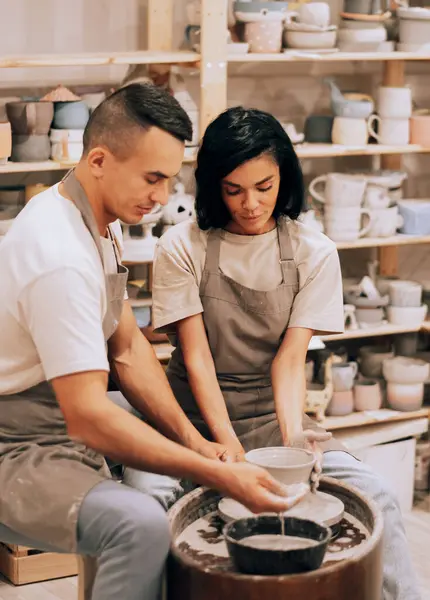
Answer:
[
  {"left": 245, "top": 446, "right": 316, "bottom": 470},
  {"left": 223, "top": 515, "right": 332, "bottom": 551}
]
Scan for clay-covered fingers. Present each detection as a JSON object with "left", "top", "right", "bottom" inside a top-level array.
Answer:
[{"left": 303, "top": 429, "right": 332, "bottom": 444}]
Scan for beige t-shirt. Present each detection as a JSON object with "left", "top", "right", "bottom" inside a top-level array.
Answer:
[{"left": 152, "top": 217, "right": 344, "bottom": 337}]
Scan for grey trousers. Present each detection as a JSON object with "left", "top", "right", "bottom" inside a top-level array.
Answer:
[
  {"left": 0, "top": 480, "right": 170, "bottom": 600},
  {"left": 124, "top": 451, "right": 422, "bottom": 600}
]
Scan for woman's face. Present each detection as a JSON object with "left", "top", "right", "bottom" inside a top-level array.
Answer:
[{"left": 221, "top": 153, "right": 280, "bottom": 235}]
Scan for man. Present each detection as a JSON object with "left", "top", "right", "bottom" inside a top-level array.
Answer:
[{"left": 0, "top": 84, "right": 307, "bottom": 600}]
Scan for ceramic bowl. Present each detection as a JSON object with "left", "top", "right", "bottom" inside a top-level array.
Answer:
[
  {"left": 386, "top": 382, "right": 424, "bottom": 411},
  {"left": 224, "top": 515, "right": 331, "bottom": 575},
  {"left": 383, "top": 356, "right": 430, "bottom": 384},
  {"left": 245, "top": 447, "right": 315, "bottom": 486},
  {"left": 284, "top": 29, "right": 337, "bottom": 49},
  {"left": 355, "top": 307, "right": 385, "bottom": 326},
  {"left": 387, "top": 304, "right": 428, "bottom": 328},
  {"left": 338, "top": 26, "right": 387, "bottom": 44}
]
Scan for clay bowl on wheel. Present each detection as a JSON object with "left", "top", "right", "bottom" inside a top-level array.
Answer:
[
  {"left": 245, "top": 447, "right": 315, "bottom": 485},
  {"left": 224, "top": 515, "right": 331, "bottom": 576}
]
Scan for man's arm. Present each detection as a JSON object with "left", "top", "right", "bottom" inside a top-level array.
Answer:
[
  {"left": 51, "top": 370, "right": 310, "bottom": 515},
  {"left": 107, "top": 301, "right": 214, "bottom": 454}
]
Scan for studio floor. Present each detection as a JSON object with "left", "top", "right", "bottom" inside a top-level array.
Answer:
[{"left": 1, "top": 498, "right": 430, "bottom": 600}]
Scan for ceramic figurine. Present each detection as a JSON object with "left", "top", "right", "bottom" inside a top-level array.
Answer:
[
  {"left": 161, "top": 183, "right": 196, "bottom": 232},
  {"left": 305, "top": 355, "right": 343, "bottom": 421}
]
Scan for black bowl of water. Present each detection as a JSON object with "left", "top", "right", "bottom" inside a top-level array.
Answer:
[{"left": 223, "top": 516, "right": 331, "bottom": 576}]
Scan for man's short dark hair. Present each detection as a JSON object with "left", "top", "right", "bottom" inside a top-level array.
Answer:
[{"left": 83, "top": 83, "right": 193, "bottom": 157}]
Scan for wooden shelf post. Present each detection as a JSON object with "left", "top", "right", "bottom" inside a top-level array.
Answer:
[
  {"left": 379, "top": 59, "right": 405, "bottom": 276},
  {"left": 200, "top": 0, "right": 228, "bottom": 133},
  {"left": 147, "top": 0, "right": 173, "bottom": 51}
]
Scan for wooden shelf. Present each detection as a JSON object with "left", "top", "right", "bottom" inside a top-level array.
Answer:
[
  {"left": 321, "top": 407, "right": 429, "bottom": 432},
  {"left": 421, "top": 320, "right": 430, "bottom": 333},
  {"left": 228, "top": 51, "right": 430, "bottom": 63},
  {"left": 129, "top": 297, "right": 152, "bottom": 308},
  {"left": 0, "top": 153, "right": 197, "bottom": 175},
  {"left": 320, "top": 323, "right": 423, "bottom": 342},
  {"left": 0, "top": 51, "right": 199, "bottom": 69},
  {"left": 295, "top": 143, "right": 430, "bottom": 159},
  {"left": 336, "top": 234, "right": 430, "bottom": 250}
]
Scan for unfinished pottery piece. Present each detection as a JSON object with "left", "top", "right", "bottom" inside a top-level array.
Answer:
[{"left": 245, "top": 447, "right": 315, "bottom": 486}]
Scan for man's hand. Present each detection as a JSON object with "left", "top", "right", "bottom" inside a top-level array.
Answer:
[
  {"left": 290, "top": 429, "right": 332, "bottom": 492},
  {"left": 219, "top": 463, "right": 309, "bottom": 514},
  {"left": 188, "top": 436, "right": 246, "bottom": 463}
]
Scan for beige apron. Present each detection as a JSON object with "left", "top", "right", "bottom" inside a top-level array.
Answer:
[
  {"left": 0, "top": 170, "right": 128, "bottom": 552},
  {"left": 167, "top": 218, "right": 343, "bottom": 453}
]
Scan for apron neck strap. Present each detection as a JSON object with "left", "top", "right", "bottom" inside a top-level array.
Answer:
[
  {"left": 61, "top": 169, "right": 106, "bottom": 267},
  {"left": 277, "top": 218, "right": 295, "bottom": 283}
]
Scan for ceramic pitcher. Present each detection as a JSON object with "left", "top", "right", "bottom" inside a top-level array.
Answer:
[
  {"left": 309, "top": 173, "right": 367, "bottom": 206},
  {"left": 6, "top": 101, "right": 54, "bottom": 135},
  {"left": 332, "top": 361, "right": 358, "bottom": 392}
]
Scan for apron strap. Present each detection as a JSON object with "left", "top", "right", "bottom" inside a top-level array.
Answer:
[
  {"left": 203, "top": 229, "right": 222, "bottom": 273},
  {"left": 61, "top": 169, "right": 106, "bottom": 268},
  {"left": 277, "top": 217, "right": 296, "bottom": 284}
]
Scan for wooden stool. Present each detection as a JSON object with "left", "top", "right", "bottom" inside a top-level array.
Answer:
[{"left": 78, "top": 556, "right": 97, "bottom": 600}]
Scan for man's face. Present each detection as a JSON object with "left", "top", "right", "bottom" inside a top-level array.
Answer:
[{"left": 97, "top": 126, "right": 185, "bottom": 225}]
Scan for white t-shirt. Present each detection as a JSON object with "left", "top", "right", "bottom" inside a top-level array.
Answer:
[
  {"left": 0, "top": 184, "right": 124, "bottom": 395},
  {"left": 152, "top": 218, "right": 344, "bottom": 337}
]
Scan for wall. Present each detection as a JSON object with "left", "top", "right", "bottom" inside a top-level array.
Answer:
[{"left": 1, "top": 0, "right": 429, "bottom": 282}]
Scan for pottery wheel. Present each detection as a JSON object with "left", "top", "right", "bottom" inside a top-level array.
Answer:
[{"left": 218, "top": 491, "right": 344, "bottom": 529}]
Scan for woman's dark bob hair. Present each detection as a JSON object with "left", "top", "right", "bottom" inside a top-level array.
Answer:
[{"left": 195, "top": 106, "right": 305, "bottom": 230}]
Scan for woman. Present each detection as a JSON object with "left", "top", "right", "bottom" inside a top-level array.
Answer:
[{"left": 129, "top": 108, "right": 419, "bottom": 600}]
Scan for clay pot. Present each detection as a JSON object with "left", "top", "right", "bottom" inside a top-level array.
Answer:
[
  {"left": 327, "top": 390, "right": 354, "bottom": 416},
  {"left": 386, "top": 382, "right": 424, "bottom": 411},
  {"left": 53, "top": 101, "right": 90, "bottom": 129},
  {"left": 11, "top": 134, "right": 50, "bottom": 162},
  {"left": 359, "top": 345, "right": 394, "bottom": 378},
  {"left": 354, "top": 379, "right": 382, "bottom": 411},
  {"left": 6, "top": 101, "right": 54, "bottom": 135}
]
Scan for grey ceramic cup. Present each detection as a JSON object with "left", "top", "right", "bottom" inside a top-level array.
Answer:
[
  {"left": 304, "top": 115, "right": 334, "bottom": 143},
  {"left": 11, "top": 134, "right": 51, "bottom": 162},
  {"left": 6, "top": 101, "right": 54, "bottom": 135}
]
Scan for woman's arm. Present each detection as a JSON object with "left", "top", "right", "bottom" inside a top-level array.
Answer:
[{"left": 177, "top": 314, "right": 245, "bottom": 460}]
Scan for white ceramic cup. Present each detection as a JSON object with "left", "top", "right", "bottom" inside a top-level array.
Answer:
[
  {"left": 388, "top": 280, "right": 423, "bottom": 308},
  {"left": 332, "top": 116, "right": 369, "bottom": 146},
  {"left": 324, "top": 206, "right": 373, "bottom": 242},
  {"left": 309, "top": 173, "right": 367, "bottom": 206},
  {"left": 367, "top": 115, "right": 410, "bottom": 146},
  {"left": 364, "top": 184, "right": 391, "bottom": 210},
  {"left": 378, "top": 86, "right": 412, "bottom": 119},
  {"left": 365, "top": 206, "right": 404, "bottom": 238},
  {"left": 298, "top": 2, "right": 330, "bottom": 28}
]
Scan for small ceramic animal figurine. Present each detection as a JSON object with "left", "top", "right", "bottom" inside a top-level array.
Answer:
[
  {"left": 305, "top": 354, "right": 342, "bottom": 422},
  {"left": 161, "top": 182, "right": 196, "bottom": 232}
]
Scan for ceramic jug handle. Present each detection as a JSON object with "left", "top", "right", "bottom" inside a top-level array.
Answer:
[
  {"left": 367, "top": 114, "right": 381, "bottom": 142},
  {"left": 397, "top": 214, "right": 404, "bottom": 230},
  {"left": 309, "top": 175, "right": 327, "bottom": 203},
  {"left": 350, "top": 362, "right": 358, "bottom": 379},
  {"left": 25, "top": 103, "right": 37, "bottom": 135},
  {"left": 358, "top": 209, "right": 374, "bottom": 238}
]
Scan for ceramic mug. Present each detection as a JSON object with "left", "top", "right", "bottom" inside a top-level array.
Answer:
[
  {"left": 309, "top": 173, "right": 366, "bottom": 206},
  {"left": 388, "top": 280, "right": 422, "bottom": 308},
  {"left": 365, "top": 206, "right": 404, "bottom": 238},
  {"left": 354, "top": 379, "right": 382, "bottom": 411},
  {"left": 332, "top": 361, "right": 358, "bottom": 392},
  {"left": 304, "top": 115, "right": 333, "bottom": 143},
  {"left": 368, "top": 115, "right": 410, "bottom": 146},
  {"left": 298, "top": 2, "right": 330, "bottom": 27},
  {"left": 364, "top": 184, "right": 391, "bottom": 210},
  {"left": 359, "top": 345, "right": 394, "bottom": 378},
  {"left": 332, "top": 117, "right": 369, "bottom": 146},
  {"left": 378, "top": 86, "right": 412, "bottom": 119},
  {"left": 324, "top": 206, "right": 373, "bottom": 242},
  {"left": 327, "top": 389, "right": 354, "bottom": 416}
]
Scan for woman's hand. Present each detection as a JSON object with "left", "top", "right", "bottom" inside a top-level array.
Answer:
[
  {"left": 289, "top": 429, "right": 332, "bottom": 492},
  {"left": 189, "top": 437, "right": 245, "bottom": 463}
]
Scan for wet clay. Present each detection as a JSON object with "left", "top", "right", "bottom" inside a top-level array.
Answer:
[{"left": 240, "top": 534, "right": 318, "bottom": 551}]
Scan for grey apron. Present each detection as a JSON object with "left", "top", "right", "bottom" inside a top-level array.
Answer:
[
  {"left": 167, "top": 218, "right": 343, "bottom": 453},
  {"left": 0, "top": 170, "right": 128, "bottom": 552}
]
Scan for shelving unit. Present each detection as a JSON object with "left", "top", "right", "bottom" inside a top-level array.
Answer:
[{"left": 1, "top": 0, "right": 429, "bottom": 354}]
